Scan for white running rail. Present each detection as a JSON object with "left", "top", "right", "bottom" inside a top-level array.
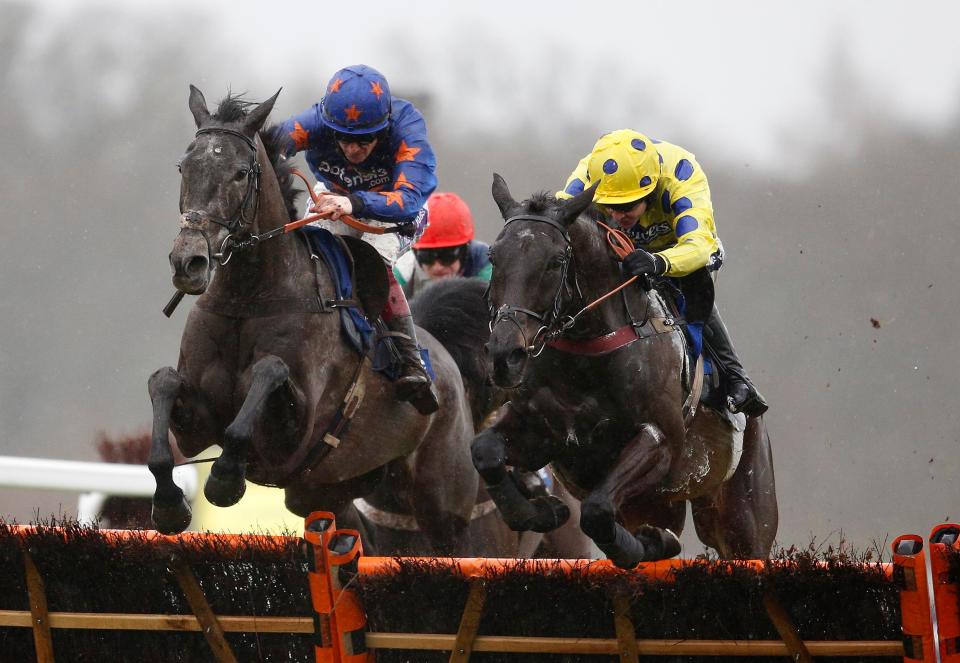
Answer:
[{"left": 0, "top": 455, "right": 196, "bottom": 525}]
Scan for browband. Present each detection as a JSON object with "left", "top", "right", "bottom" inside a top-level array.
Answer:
[
  {"left": 195, "top": 127, "right": 257, "bottom": 151},
  {"left": 503, "top": 214, "right": 570, "bottom": 240}
]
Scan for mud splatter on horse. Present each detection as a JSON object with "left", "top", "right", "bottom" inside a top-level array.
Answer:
[
  {"left": 471, "top": 174, "right": 778, "bottom": 566},
  {"left": 148, "top": 87, "right": 485, "bottom": 555}
]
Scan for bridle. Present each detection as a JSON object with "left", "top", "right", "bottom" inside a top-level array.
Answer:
[
  {"left": 179, "top": 127, "right": 262, "bottom": 266},
  {"left": 489, "top": 214, "right": 581, "bottom": 357}
]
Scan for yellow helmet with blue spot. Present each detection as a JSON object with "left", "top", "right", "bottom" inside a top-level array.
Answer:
[{"left": 587, "top": 130, "right": 660, "bottom": 204}]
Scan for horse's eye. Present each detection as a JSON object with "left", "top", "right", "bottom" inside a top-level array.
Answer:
[
  {"left": 235, "top": 168, "right": 249, "bottom": 181},
  {"left": 547, "top": 256, "right": 565, "bottom": 270}
]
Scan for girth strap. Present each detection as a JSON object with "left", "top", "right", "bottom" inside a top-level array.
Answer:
[
  {"left": 545, "top": 317, "right": 680, "bottom": 356},
  {"left": 273, "top": 355, "right": 370, "bottom": 488},
  {"left": 681, "top": 354, "right": 705, "bottom": 428}
]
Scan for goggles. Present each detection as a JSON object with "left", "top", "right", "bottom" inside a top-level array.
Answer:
[
  {"left": 334, "top": 131, "right": 379, "bottom": 146},
  {"left": 415, "top": 246, "right": 463, "bottom": 266},
  {"left": 600, "top": 198, "right": 645, "bottom": 214}
]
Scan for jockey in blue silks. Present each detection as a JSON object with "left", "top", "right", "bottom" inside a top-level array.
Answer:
[{"left": 278, "top": 64, "right": 439, "bottom": 414}]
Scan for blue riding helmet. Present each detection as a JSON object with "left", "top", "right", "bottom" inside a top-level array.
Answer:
[{"left": 321, "top": 64, "right": 392, "bottom": 135}]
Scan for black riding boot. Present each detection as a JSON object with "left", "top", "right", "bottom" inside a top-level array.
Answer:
[
  {"left": 386, "top": 313, "right": 440, "bottom": 415},
  {"left": 702, "top": 305, "right": 769, "bottom": 417}
]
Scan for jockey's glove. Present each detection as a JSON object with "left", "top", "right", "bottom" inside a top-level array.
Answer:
[
  {"left": 393, "top": 221, "right": 417, "bottom": 238},
  {"left": 622, "top": 249, "right": 668, "bottom": 277}
]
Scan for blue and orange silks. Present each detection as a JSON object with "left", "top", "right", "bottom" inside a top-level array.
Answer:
[{"left": 279, "top": 98, "right": 437, "bottom": 233}]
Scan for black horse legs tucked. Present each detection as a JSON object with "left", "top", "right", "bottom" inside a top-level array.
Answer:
[
  {"left": 471, "top": 428, "right": 570, "bottom": 533},
  {"left": 205, "top": 355, "right": 292, "bottom": 507}
]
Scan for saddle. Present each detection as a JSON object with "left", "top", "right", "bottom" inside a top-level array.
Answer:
[
  {"left": 650, "top": 275, "right": 735, "bottom": 424},
  {"left": 300, "top": 227, "right": 433, "bottom": 381},
  {"left": 300, "top": 227, "right": 386, "bottom": 354}
]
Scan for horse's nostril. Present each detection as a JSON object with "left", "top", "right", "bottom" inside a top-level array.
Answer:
[
  {"left": 185, "top": 255, "right": 209, "bottom": 278},
  {"left": 507, "top": 348, "right": 527, "bottom": 367}
]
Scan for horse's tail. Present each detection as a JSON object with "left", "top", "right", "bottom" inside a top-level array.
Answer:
[{"left": 411, "top": 277, "right": 502, "bottom": 430}]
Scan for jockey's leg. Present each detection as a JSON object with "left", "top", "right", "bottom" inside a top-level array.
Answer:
[
  {"left": 702, "top": 304, "right": 769, "bottom": 416},
  {"left": 383, "top": 267, "right": 439, "bottom": 414}
]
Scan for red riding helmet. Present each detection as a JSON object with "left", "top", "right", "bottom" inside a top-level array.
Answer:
[{"left": 414, "top": 192, "right": 475, "bottom": 248}]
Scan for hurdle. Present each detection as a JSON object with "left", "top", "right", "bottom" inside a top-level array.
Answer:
[{"left": 0, "top": 514, "right": 955, "bottom": 662}]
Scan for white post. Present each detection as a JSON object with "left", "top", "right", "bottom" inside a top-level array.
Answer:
[{"left": 0, "top": 455, "right": 197, "bottom": 525}]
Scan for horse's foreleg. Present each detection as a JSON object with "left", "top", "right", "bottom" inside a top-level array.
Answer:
[
  {"left": 580, "top": 423, "right": 679, "bottom": 568},
  {"left": 471, "top": 419, "right": 570, "bottom": 534},
  {"left": 205, "top": 355, "right": 290, "bottom": 507},
  {"left": 148, "top": 367, "right": 192, "bottom": 534}
]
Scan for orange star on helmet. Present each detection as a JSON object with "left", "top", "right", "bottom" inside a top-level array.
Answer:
[
  {"left": 370, "top": 81, "right": 385, "bottom": 99},
  {"left": 343, "top": 104, "right": 363, "bottom": 122},
  {"left": 394, "top": 172, "right": 414, "bottom": 190},
  {"left": 395, "top": 141, "right": 421, "bottom": 163},
  {"left": 378, "top": 190, "right": 405, "bottom": 208},
  {"left": 328, "top": 78, "right": 343, "bottom": 93}
]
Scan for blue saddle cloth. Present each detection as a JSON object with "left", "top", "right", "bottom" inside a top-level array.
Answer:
[
  {"left": 300, "top": 226, "right": 435, "bottom": 381},
  {"left": 300, "top": 227, "right": 375, "bottom": 355},
  {"left": 668, "top": 288, "right": 713, "bottom": 376}
]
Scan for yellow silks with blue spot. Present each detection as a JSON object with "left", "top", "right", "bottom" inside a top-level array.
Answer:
[{"left": 558, "top": 131, "right": 720, "bottom": 277}]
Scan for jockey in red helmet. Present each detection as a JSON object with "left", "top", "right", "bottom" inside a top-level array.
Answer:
[
  {"left": 278, "top": 64, "right": 439, "bottom": 414},
  {"left": 559, "top": 129, "right": 768, "bottom": 417},
  {"left": 393, "top": 192, "right": 492, "bottom": 299}
]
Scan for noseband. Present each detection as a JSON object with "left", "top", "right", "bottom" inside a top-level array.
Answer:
[
  {"left": 180, "top": 127, "right": 262, "bottom": 265},
  {"left": 490, "top": 214, "right": 579, "bottom": 357}
]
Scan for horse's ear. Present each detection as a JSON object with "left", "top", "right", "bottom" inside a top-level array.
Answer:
[
  {"left": 491, "top": 173, "right": 517, "bottom": 219},
  {"left": 188, "top": 85, "right": 211, "bottom": 128},
  {"left": 560, "top": 181, "right": 599, "bottom": 226},
  {"left": 243, "top": 88, "right": 282, "bottom": 136}
]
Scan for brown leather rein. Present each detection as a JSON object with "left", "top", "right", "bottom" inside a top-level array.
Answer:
[{"left": 162, "top": 167, "right": 392, "bottom": 317}]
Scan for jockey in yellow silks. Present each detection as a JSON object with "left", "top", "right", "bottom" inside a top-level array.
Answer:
[{"left": 558, "top": 129, "right": 768, "bottom": 416}]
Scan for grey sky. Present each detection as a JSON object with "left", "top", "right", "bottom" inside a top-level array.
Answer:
[
  {"left": 2, "top": 0, "right": 959, "bottom": 552},
  {"left": 19, "top": 0, "right": 960, "bottom": 168}
]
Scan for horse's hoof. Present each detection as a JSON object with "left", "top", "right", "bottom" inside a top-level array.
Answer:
[
  {"left": 152, "top": 495, "right": 193, "bottom": 534},
  {"left": 636, "top": 526, "right": 682, "bottom": 561},
  {"left": 204, "top": 466, "right": 247, "bottom": 507},
  {"left": 529, "top": 496, "right": 570, "bottom": 533}
]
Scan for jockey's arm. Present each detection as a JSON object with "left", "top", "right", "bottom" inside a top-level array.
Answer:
[
  {"left": 348, "top": 105, "right": 437, "bottom": 224},
  {"left": 656, "top": 215, "right": 718, "bottom": 276},
  {"left": 278, "top": 106, "right": 322, "bottom": 156},
  {"left": 655, "top": 161, "right": 720, "bottom": 277},
  {"left": 556, "top": 154, "right": 591, "bottom": 199}
]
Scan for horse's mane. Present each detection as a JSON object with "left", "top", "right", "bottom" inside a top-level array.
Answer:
[
  {"left": 519, "top": 191, "right": 606, "bottom": 228},
  {"left": 213, "top": 94, "right": 301, "bottom": 221},
  {"left": 524, "top": 191, "right": 560, "bottom": 214}
]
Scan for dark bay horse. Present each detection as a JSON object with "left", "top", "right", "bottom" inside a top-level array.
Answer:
[
  {"left": 148, "top": 87, "right": 482, "bottom": 554},
  {"left": 471, "top": 174, "right": 778, "bottom": 567},
  {"left": 356, "top": 278, "right": 594, "bottom": 557}
]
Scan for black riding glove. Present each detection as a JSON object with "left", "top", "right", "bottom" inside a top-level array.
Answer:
[
  {"left": 394, "top": 221, "right": 417, "bottom": 238},
  {"left": 622, "top": 249, "right": 668, "bottom": 277}
]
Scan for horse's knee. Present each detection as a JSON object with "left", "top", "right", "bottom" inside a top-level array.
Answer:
[
  {"left": 252, "top": 355, "right": 290, "bottom": 384},
  {"left": 579, "top": 496, "right": 616, "bottom": 542},
  {"left": 471, "top": 430, "right": 507, "bottom": 483},
  {"left": 148, "top": 366, "right": 182, "bottom": 401}
]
